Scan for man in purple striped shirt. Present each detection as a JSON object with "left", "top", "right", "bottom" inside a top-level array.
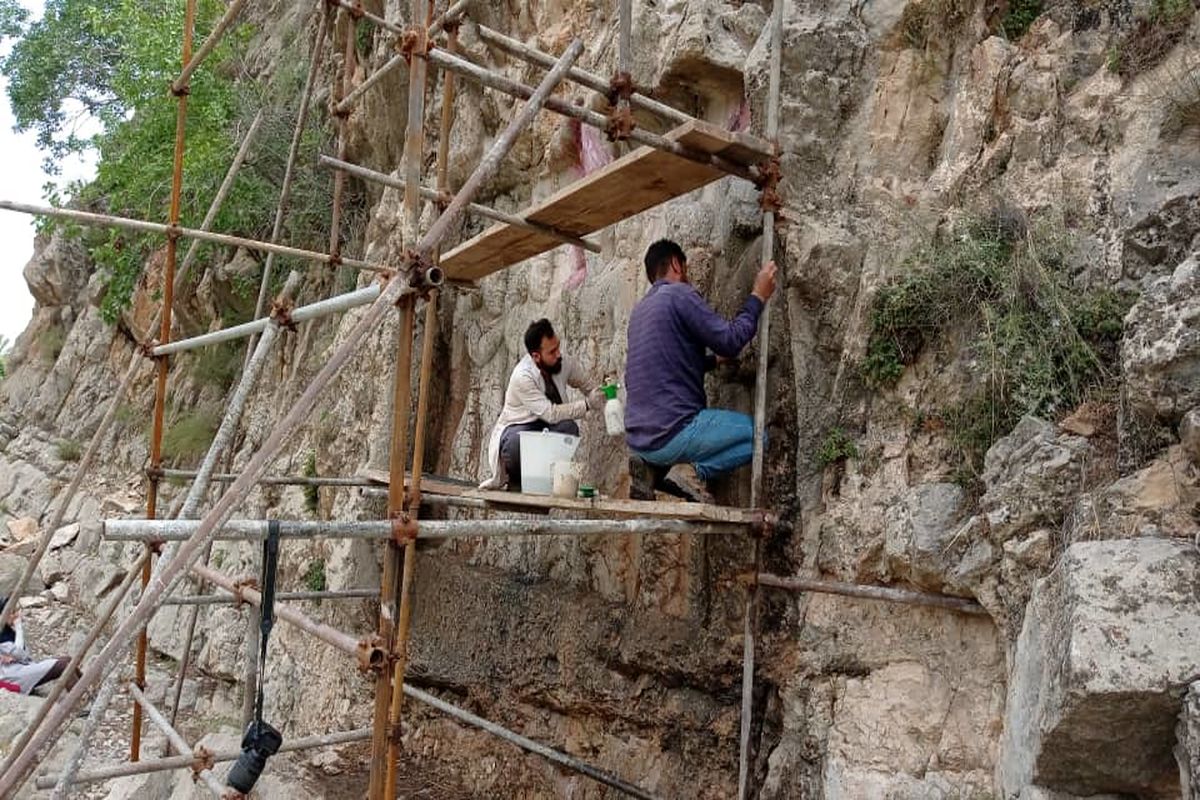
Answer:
[{"left": 624, "top": 239, "right": 777, "bottom": 502}]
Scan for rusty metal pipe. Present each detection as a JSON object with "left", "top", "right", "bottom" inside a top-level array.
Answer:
[
  {"left": 753, "top": 573, "right": 991, "bottom": 616},
  {"left": 133, "top": 0, "right": 198, "bottom": 764},
  {"left": 739, "top": 2, "right": 786, "bottom": 796},
  {"left": 164, "top": 588, "right": 377, "bottom": 606},
  {"left": 190, "top": 564, "right": 384, "bottom": 666}
]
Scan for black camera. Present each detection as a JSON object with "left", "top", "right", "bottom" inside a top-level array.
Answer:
[{"left": 226, "top": 720, "right": 283, "bottom": 794}]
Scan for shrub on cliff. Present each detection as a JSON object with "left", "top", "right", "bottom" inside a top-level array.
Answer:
[{"left": 863, "top": 209, "right": 1134, "bottom": 471}]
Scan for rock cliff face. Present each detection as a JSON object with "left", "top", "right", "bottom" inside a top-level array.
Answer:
[{"left": 2, "top": 0, "right": 1200, "bottom": 797}]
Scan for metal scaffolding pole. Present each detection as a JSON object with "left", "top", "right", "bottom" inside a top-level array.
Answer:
[
  {"left": 0, "top": 36, "right": 586, "bottom": 799},
  {"left": 103, "top": 518, "right": 743, "bottom": 541},
  {"left": 164, "top": 588, "right": 377, "bottom": 606},
  {"left": 331, "top": 0, "right": 469, "bottom": 116},
  {"left": 740, "top": 1, "right": 786, "bottom": 795},
  {"left": 616, "top": 0, "right": 633, "bottom": 134},
  {"left": 326, "top": 7, "right": 357, "bottom": 274},
  {"left": 473, "top": 23, "right": 692, "bottom": 126},
  {"left": 318, "top": 155, "right": 601, "bottom": 252},
  {"left": 165, "top": 273, "right": 301, "bottom": 733},
  {"left": 35, "top": 727, "right": 371, "bottom": 790},
  {"left": 420, "top": 46, "right": 760, "bottom": 183},
  {"left": 245, "top": 2, "right": 330, "bottom": 362},
  {"left": 191, "top": 563, "right": 384, "bottom": 667},
  {"left": 127, "top": 684, "right": 226, "bottom": 798},
  {"left": 753, "top": 573, "right": 990, "bottom": 615},
  {"left": 131, "top": 0, "right": 198, "bottom": 764},
  {"left": 403, "top": 684, "right": 659, "bottom": 800},
  {"left": 152, "top": 283, "right": 383, "bottom": 357},
  {"left": 162, "top": 469, "right": 376, "bottom": 487},
  {"left": 172, "top": 0, "right": 250, "bottom": 94},
  {"left": 368, "top": 0, "right": 434, "bottom": 785},
  {"left": 0, "top": 201, "right": 391, "bottom": 274}
]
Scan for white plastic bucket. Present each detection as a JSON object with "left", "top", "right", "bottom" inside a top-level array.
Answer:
[{"left": 519, "top": 430, "right": 580, "bottom": 495}]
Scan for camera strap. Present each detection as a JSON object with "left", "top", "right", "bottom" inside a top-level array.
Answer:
[{"left": 253, "top": 520, "right": 281, "bottom": 730}]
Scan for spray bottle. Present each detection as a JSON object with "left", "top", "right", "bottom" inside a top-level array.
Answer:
[{"left": 601, "top": 383, "right": 625, "bottom": 436}]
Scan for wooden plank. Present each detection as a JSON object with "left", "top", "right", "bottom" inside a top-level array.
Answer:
[
  {"left": 358, "top": 469, "right": 757, "bottom": 525},
  {"left": 440, "top": 120, "right": 765, "bottom": 282}
]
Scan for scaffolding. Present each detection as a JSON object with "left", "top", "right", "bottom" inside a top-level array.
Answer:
[{"left": 0, "top": 1, "right": 986, "bottom": 797}]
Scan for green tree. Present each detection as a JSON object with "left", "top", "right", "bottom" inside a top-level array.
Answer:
[
  {"left": 1, "top": 1, "right": 273, "bottom": 321},
  {"left": 2, "top": 2, "right": 344, "bottom": 324}
]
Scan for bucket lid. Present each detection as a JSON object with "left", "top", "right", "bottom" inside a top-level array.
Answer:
[{"left": 601, "top": 384, "right": 618, "bottom": 400}]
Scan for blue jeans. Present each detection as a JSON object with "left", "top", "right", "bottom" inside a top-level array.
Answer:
[{"left": 633, "top": 409, "right": 764, "bottom": 482}]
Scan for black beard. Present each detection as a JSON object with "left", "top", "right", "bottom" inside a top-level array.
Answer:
[{"left": 540, "top": 359, "right": 563, "bottom": 375}]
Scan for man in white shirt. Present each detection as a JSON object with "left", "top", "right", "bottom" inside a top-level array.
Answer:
[{"left": 480, "top": 319, "right": 604, "bottom": 490}]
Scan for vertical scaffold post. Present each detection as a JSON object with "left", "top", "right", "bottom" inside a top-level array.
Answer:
[
  {"left": 132, "top": 0, "right": 197, "bottom": 763},
  {"left": 740, "top": 0, "right": 785, "bottom": 797}
]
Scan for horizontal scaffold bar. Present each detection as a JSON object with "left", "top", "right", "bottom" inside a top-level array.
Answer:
[
  {"left": 751, "top": 572, "right": 990, "bottom": 616},
  {"left": 34, "top": 727, "right": 372, "bottom": 789},
  {"left": 152, "top": 284, "right": 381, "bottom": 356},
  {"left": 106, "top": 518, "right": 745, "bottom": 541},
  {"left": 162, "top": 468, "right": 375, "bottom": 487},
  {"left": 164, "top": 588, "right": 377, "bottom": 606},
  {"left": 0, "top": 200, "right": 391, "bottom": 275}
]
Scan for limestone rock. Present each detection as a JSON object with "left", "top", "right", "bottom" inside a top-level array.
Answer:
[
  {"left": 883, "top": 482, "right": 971, "bottom": 592},
  {"left": 101, "top": 772, "right": 175, "bottom": 800},
  {"left": 1123, "top": 255, "right": 1200, "bottom": 424},
  {"left": 5, "top": 517, "right": 37, "bottom": 544},
  {"left": 72, "top": 556, "right": 125, "bottom": 609},
  {"left": 1067, "top": 446, "right": 1199, "bottom": 542},
  {"left": 1179, "top": 683, "right": 1200, "bottom": 800},
  {"left": 0, "top": 552, "right": 31, "bottom": 596},
  {"left": 1000, "top": 538, "right": 1200, "bottom": 797},
  {"left": 48, "top": 521, "right": 79, "bottom": 550},
  {"left": 1181, "top": 407, "right": 1200, "bottom": 466},
  {"left": 981, "top": 417, "right": 1092, "bottom": 545}
]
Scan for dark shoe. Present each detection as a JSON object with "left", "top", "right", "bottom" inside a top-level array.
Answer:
[
  {"left": 628, "top": 456, "right": 664, "bottom": 500},
  {"left": 661, "top": 464, "right": 714, "bottom": 504}
]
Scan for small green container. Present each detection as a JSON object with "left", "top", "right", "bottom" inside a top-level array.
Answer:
[{"left": 577, "top": 484, "right": 596, "bottom": 499}]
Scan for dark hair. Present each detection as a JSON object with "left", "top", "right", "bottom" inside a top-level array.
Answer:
[
  {"left": 644, "top": 239, "right": 686, "bottom": 283},
  {"left": 0, "top": 598, "right": 13, "bottom": 644},
  {"left": 524, "top": 318, "right": 556, "bottom": 354}
]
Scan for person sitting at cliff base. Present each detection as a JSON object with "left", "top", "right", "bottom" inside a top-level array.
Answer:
[
  {"left": 480, "top": 318, "right": 604, "bottom": 491},
  {"left": 0, "top": 600, "right": 76, "bottom": 695},
  {"left": 624, "top": 239, "right": 776, "bottom": 503}
]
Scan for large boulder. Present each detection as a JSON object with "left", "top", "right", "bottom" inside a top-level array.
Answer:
[
  {"left": 1000, "top": 539, "right": 1200, "bottom": 797},
  {"left": 1123, "top": 255, "right": 1200, "bottom": 425}
]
